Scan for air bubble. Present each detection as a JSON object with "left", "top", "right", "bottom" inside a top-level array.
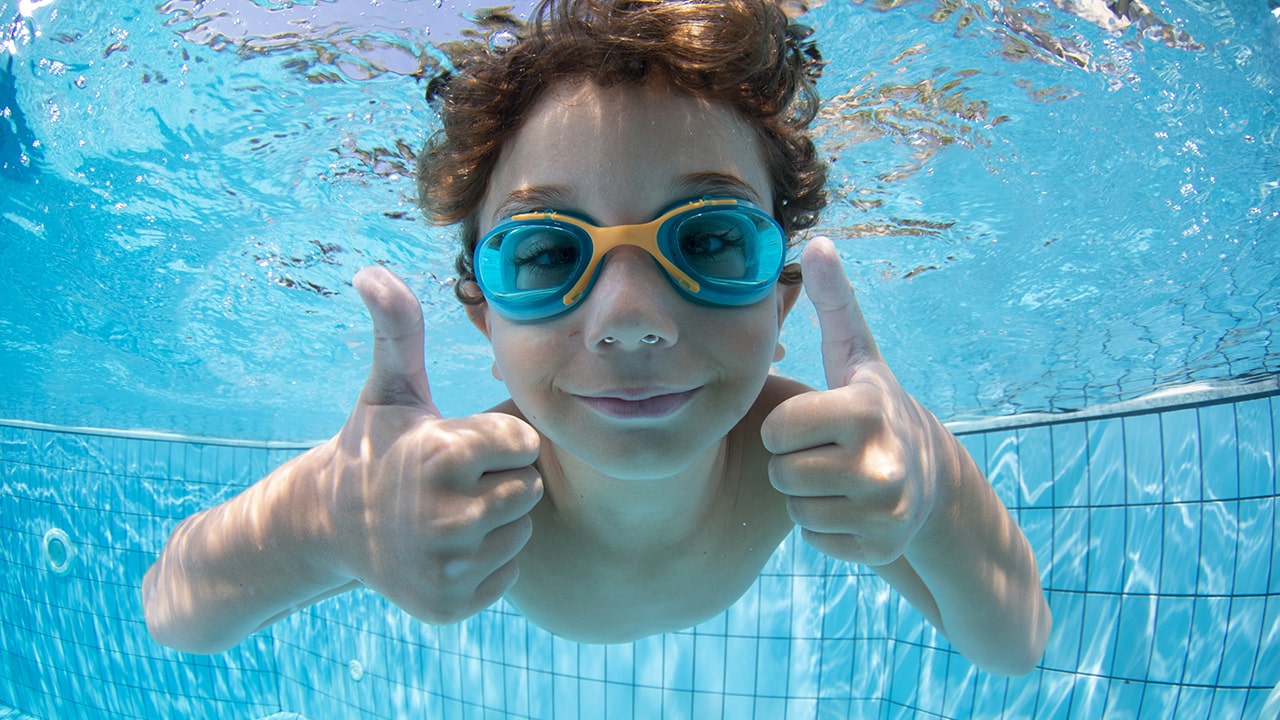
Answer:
[{"left": 488, "top": 30, "right": 517, "bottom": 51}]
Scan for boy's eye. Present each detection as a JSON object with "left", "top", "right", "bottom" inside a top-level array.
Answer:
[
  {"left": 507, "top": 229, "right": 582, "bottom": 290},
  {"left": 677, "top": 217, "right": 749, "bottom": 279}
]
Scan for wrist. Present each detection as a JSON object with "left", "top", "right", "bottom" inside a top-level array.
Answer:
[{"left": 273, "top": 437, "right": 352, "bottom": 587}]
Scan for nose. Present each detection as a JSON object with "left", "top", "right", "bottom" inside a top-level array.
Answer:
[{"left": 580, "top": 246, "right": 680, "bottom": 350}]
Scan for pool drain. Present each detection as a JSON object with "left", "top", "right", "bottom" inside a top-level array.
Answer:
[{"left": 42, "top": 527, "right": 74, "bottom": 576}]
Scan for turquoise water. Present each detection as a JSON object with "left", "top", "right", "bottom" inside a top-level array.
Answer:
[
  {"left": 2, "top": 0, "right": 1279, "bottom": 717},
  {"left": 0, "top": 0, "right": 1276, "bottom": 438}
]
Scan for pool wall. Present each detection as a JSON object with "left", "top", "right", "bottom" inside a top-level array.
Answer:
[{"left": 1, "top": 383, "right": 1277, "bottom": 719}]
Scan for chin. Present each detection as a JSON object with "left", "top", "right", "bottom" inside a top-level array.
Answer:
[{"left": 560, "top": 429, "right": 724, "bottom": 481}]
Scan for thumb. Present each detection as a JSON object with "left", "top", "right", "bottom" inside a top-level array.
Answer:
[
  {"left": 802, "top": 237, "right": 883, "bottom": 389},
  {"left": 353, "top": 266, "right": 436, "bottom": 411}
]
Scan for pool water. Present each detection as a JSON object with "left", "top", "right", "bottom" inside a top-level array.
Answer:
[{"left": 1, "top": 0, "right": 1278, "bottom": 717}]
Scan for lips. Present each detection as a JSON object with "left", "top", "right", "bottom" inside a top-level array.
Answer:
[{"left": 576, "top": 388, "right": 700, "bottom": 419}]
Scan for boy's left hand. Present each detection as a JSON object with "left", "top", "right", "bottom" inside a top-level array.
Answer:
[{"left": 761, "top": 236, "right": 944, "bottom": 566}]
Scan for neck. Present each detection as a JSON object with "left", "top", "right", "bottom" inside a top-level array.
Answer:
[{"left": 536, "top": 437, "right": 733, "bottom": 555}]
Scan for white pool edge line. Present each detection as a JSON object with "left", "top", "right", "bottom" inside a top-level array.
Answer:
[
  {"left": 946, "top": 374, "right": 1280, "bottom": 435},
  {"left": 0, "top": 418, "right": 324, "bottom": 450},
  {"left": 0, "top": 373, "right": 1277, "bottom": 446}
]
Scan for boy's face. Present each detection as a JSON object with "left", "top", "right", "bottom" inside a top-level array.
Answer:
[{"left": 470, "top": 80, "right": 798, "bottom": 480}]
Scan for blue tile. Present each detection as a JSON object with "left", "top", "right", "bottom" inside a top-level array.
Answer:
[
  {"left": 1161, "top": 503, "right": 1201, "bottom": 596},
  {"left": 577, "top": 678, "right": 606, "bottom": 720},
  {"left": 958, "top": 433, "right": 985, "bottom": 476},
  {"left": 1051, "top": 507, "right": 1090, "bottom": 592},
  {"left": 753, "top": 696, "right": 787, "bottom": 719},
  {"left": 1148, "top": 596, "right": 1193, "bottom": 683},
  {"left": 1172, "top": 685, "right": 1215, "bottom": 720},
  {"left": 1163, "top": 409, "right": 1203, "bottom": 503},
  {"left": 1111, "top": 594, "right": 1155, "bottom": 680},
  {"left": 577, "top": 643, "right": 606, "bottom": 683},
  {"left": 722, "top": 693, "right": 755, "bottom": 719},
  {"left": 1087, "top": 418, "right": 1126, "bottom": 507},
  {"left": 1243, "top": 687, "right": 1280, "bottom": 720},
  {"left": 1197, "top": 501, "right": 1240, "bottom": 596},
  {"left": 1208, "top": 689, "right": 1251, "bottom": 720},
  {"left": 605, "top": 643, "right": 633, "bottom": 685},
  {"left": 788, "top": 574, "right": 823, "bottom": 642},
  {"left": 1070, "top": 675, "right": 1109, "bottom": 720},
  {"left": 815, "top": 697, "right": 852, "bottom": 720},
  {"left": 693, "top": 633, "right": 726, "bottom": 692},
  {"left": 1078, "top": 593, "right": 1120, "bottom": 676},
  {"left": 969, "top": 671, "right": 1013, "bottom": 718},
  {"left": 1123, "top": 505, "right": 1163, "bottom": 594},
  {"left": 551, "top": 673, "right": 579, "bottom": 720},
  {"left": 1123, "top": 414, "right": 1165, "bottom": 505},
  {"left": 1253, "top": 597, "right": 1280, "bottom": 688},
  {"left": 1138, "top": 683, "right": 1181, "bottom": 720},
  {"left": 662, "top": 634, "right": 694, "bottom": 692},
  {"left": 1053, "top": 422, "right": 1090, "bottom": 508},
  {"left": 691, "top": 688, "right": 724, "bottom": 719},
  {"left": 661, "top": 689, "right": 692, "bottom": 719},
  {"left": 755, "top": 638, "right": 791, "bottom": 697},
  {"left": 632, "top": 686, "right": 663, "bottom": 719},
  {"left": 724, "top": 636, "right": 758, "bottom": 696},
  {"left": 1235, "top": 398, "right": 1275, "bottom": 498},
  {"left": 816, "top": 638, "right": 853, "bottom": 700},
  {"left": 1042, "top": 590, "right": 1084, "bottom": 671},
  {"left": 1086, "top": 506, "right": 1125, "bottom": 593},
  {"left": 1218, "top": 596, "right": 1266, "bottom": 687},
  {"left": 603, "top": 679, "right": 634, "bottom": 719},
  {"left": 1018, "top": 426, "right": 1054, "bottom": 508},
  {"left": 726, "top": 579, "right": 761, "bottom": 638},
  {"left": 1200, "top": 403, "right": 1240, "bottom": 500},
  {"left": 1022, "top": 507, "right": 1054, "bottom": 586},
  {"left": 1184, "top": 596, "right": 1230, "bottom": 686},
  {"left": 986, "top": 430, "right": 1021, "bottom": 509},
  {"left": 632, "top": 635, "right": 664, "bottom": 690}
]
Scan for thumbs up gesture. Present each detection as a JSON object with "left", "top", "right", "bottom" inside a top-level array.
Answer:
[
  {"left": 762, "top": 237, "right": 943, "bottom": 567},
  {"left": 322, "top": 266, "right": 543, "bottom": 624}
]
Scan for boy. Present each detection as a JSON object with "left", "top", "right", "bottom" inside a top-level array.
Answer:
[{"left": 144, "top": 0, "right": 1050, "bottom": 675}]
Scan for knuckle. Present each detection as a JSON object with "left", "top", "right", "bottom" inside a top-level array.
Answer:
[
  {"left": 425, "top": 434, "right": 480, "bottom": 476},
  {"left": 785, "top": 495, "right": 824, "bottom": 529}
]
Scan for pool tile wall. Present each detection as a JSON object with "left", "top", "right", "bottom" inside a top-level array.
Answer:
[{"left": 1, "top": 390, "right": 1277, "bottom": 718}]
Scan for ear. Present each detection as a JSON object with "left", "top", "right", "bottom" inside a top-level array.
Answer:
[{"left": 463, "top": 282, "right": 493, "bottom": 339}]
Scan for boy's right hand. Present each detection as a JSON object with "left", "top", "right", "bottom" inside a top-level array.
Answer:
[{"left": 317, "top": 266, "right": 543, "bottom": 625}]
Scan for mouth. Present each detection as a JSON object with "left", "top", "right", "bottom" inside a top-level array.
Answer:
[{"left": 575, "top": 388, "right": 700, "bottom": 420}]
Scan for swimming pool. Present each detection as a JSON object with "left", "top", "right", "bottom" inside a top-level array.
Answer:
[{"left": 2, "top": 0, "right": 1278, "bottom": 717}]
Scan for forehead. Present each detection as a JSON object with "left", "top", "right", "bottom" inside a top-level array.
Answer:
[{"left": 479, "top": 80, "right": 772, "bottom": 230}]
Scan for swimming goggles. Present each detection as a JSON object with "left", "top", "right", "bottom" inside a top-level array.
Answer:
[{"left": 474, "top": 197, "right": 787, "bottom": 322}]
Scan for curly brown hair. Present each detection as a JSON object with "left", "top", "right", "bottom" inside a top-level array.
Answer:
[{"left": 416, "top": 0, "right": 828, "bottom": 305}]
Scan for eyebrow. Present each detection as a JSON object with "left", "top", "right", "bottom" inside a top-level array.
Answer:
[
  {"left": 670, "top": 172, "right": 765, "bottom": 206},
  {"left": 490, "top": 184, "right": 577, "bottom": 225}
]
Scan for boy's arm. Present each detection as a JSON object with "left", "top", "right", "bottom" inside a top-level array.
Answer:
[
  {"left": 142, "top": 441, "right": 359, "bottom": 654},
  {"left": 762, "top": 238, "right": 1050, "bottom": 676},
  {"left": 142, "top": 267, "right": 542, "bottom": 654},
  {"left": 865, "top": 426, "right": 1051, "bottom": 676}
]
